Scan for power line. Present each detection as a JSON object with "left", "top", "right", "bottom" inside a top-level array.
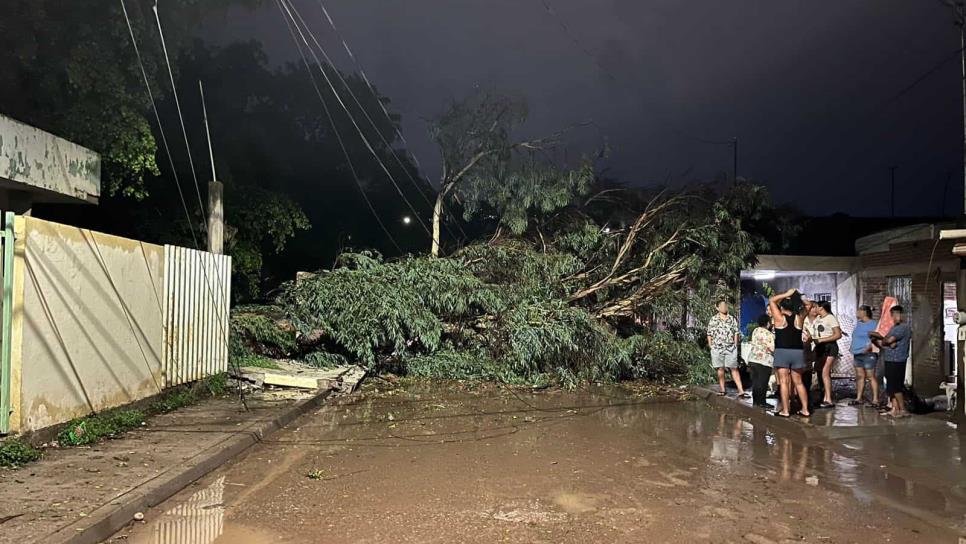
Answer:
[
  {"left": 317, "top": 0, "right": 435, "bottom": 198},
  {"left": 313, "top": 0, "right": 471, "bottom": 243},
  {"left": 119, "top": 0, "right": 199, "bottom": 250},
  {"left": 278, "top": 0, "right": 434, "bottom": 239},
  {"left": 131, "top": 1, "right": 242, "bottom": 405},
  {"left": 151, "top": 0, "right": 209, "bottom": 226},
  {"left": 276, "top": 0, "right": 403, "bottom": 253}
]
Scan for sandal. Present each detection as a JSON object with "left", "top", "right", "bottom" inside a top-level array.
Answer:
[
  {"left": 795, "top": 411, "right": 811, "bottom": 418},
  {"left": 773, "top": 412, "right": 791, "bottom": 418},
  {"left": 716, "top": 391, "right": 727, "bottom": 396},
  {"left": 818, "top": 402, "right": 836, "bottom": 409},
  {"left": 847, "top": 400, "right": 863, "bottom": 406},
  {"left": 738, "top": 392, "right": 751, "bottom": 399}
]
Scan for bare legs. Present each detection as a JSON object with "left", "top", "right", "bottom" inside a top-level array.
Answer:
[
  {"left": 777, "top": 368, "right": 791, "bottom": 416},
  {"left": 821, "top": 356, "right": 834, "bottom": 404},
  {"left": 730, "top": 367, "right": 746, "bottom": 396},
  {"left": 717, "top": 366, "right": 746, "bottom": 396},
  {"left": 777, "top": 368, "right": 810, "bottom": 417},
  {"left": 868, "top": 368, "right": 879, "bottom": 405},
  {"left": 791, "top": 370, "right": 811, "bottom": 416},
  {"left": 855, "top": 367, "right": 880, "bottom": 405}
]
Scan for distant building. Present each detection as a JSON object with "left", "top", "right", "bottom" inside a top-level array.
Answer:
[{"left": 0, "top": 114, "right": 100, "bottom": 214}]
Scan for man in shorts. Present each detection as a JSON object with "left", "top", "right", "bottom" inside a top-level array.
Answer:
[
  {"left": 707, "top": 300, "right": 747, "bottom": 398},
  {"left": 870, "top": 305, "right": 912, "bottom": 418}
]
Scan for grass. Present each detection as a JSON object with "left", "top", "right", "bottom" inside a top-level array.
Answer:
[
  {"left": 57, "top": 410, "right": 146, "bottom": 446},
  {"left": 58, "top": 373, "right": 231, "bottom": 449},
  {"left": 234, "top": 354, "right": 281, "bottom": 370},
  {"left": 0, "top": 439, "right": 42, "bottom": 468}
]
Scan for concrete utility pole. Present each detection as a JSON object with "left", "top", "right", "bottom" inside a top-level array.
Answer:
[{"left": 200, "top": 81, "right": 224, "bottom": 255}]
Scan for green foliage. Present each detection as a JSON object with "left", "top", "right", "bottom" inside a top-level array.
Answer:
[
  {"left": 229, "top": 306, "right": 296, "bottom": 364},
  {"left": 456, "top": 241, "right": 581, "bottom": 300},
  {"left": 58, "top": 410, "right": 146, "bottom": 446},
  {"left": 151, "top": 389, "right": 195, "bottom": 414},
  {"left": 304, "top": 351, "right": 349, "bottom": 369},
  {"left": 282, "top": 255, "right": 500, "bottom": 365},
  {"left": 234, "top": 354, "right": 281, "bottom": 370},
  {"left": 204, "top": 373, "right": 229, "bottom": 397},
  {"left": 0, "top": 439, "right": 42, "bottom": 468},
  {"left": 461, "top": 160, "right": 595, "bottom": 235},
  {"left": 226, "top": 189, "right": 311, "bottom": 299}
]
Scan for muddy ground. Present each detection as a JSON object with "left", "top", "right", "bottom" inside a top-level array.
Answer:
[{"left": 108, "top": 381, "right": 963, "bottom": 543}]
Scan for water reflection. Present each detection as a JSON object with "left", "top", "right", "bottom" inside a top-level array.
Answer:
[
  {"left": 584, "top": 392, "right": 966, "bottom": 531},
  {"left": 148, "top": 477, "right": 225, "bottom": 544}
]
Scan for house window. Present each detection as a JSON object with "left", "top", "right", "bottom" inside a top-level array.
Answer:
[{"left": 888, "top": 276, "right": 912, "bottom": 317}]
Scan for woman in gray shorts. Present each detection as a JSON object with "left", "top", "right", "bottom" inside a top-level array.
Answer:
[{"left": 768, "top": 289, "right": 811, "bottom": 418}]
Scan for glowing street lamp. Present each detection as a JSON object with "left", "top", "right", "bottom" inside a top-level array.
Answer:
[{"left": 402, "top": 216, "right": 412, "bottom": 225}]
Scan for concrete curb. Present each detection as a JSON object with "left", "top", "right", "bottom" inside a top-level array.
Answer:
[
  {"left": 692, "top": 386, "right": 814, "bottom": 438},
  {"left": 42, "top": 389, "right": 333, "bottom": 544}
]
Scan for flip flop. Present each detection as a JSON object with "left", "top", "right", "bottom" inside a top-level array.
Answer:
[
  {"left": 847, "top": 400, "right": 863, "bottom": 406},
  {"left": 716, "top": 391, "right": 727, "bottom": 396},
  {"left": 738, "top": 392, "right": 751, "bottom": 399},
  {"left": 795, "top": 411, "right": 811, "bottom": 418},
  {"left": 773, "top": 412, "right": 791, "bottom": 418}
]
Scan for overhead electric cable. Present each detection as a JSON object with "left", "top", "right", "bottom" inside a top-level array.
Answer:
[{"left": 275, "top": 0, "right": 403, "bottom": 252}]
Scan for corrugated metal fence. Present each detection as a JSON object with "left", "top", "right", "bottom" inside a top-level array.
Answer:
[{"left": 162, "top": 245, "right": 231, "bottom": 387}]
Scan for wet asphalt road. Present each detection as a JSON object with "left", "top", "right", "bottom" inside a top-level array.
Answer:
[{"left": 107, "top": 381, "right": 964, "bottom": 543}]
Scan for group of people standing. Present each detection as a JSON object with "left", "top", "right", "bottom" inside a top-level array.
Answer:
[{"left": 706, "top": 289, "right": 914, "bottom": 419}]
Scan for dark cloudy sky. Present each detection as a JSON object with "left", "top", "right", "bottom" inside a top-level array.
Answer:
[{"left": 207, "top": 0, "right": 963, "bottom": 217}]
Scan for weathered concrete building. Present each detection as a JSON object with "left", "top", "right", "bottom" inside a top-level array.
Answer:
[{"left": 0, "top": 114, "right": 100, "bottom": 213}]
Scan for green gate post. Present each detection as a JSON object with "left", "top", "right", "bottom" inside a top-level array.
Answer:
[{"left": 0, "top": 212, "right": 14, "bottom": 434}]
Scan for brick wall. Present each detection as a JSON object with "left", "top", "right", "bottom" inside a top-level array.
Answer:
[{"left": 857, "top": 238, "right": 956, "bottom": 396}]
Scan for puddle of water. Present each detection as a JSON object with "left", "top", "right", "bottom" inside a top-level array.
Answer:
[{"left": 121, "top": 476, "right": 283, "bottom": 544}]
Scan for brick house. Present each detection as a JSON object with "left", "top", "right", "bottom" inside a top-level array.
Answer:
[
  {"left": 855, "top": 224, "right": 958, "bottom": 395},
  {"left": 742, "top": 223, "right": 958, "bottom": 399}
]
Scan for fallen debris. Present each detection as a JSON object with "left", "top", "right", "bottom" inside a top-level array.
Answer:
[{"left": 234, "top": 360, "right": 366, "bottom": 393}]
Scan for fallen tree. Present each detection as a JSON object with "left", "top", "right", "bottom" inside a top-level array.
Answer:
[{"left": 230, "top": 180, "right": 772, "bottom": 387}]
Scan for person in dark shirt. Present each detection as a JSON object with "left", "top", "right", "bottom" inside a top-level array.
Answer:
[{"left": 870, "top": 306, "right": 912, "bottom": 418}]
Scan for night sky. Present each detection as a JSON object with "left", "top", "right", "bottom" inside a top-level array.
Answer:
[{"left": 208, "top": 0, "right": 964, "bottom": 218}]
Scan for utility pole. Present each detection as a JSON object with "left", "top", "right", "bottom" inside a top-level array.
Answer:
[
  {"left": 889, "top": 166, "right": 897, "bottom": 217},
  {"left": 199, "top": 81, "right": 223, "bottom": 255}
]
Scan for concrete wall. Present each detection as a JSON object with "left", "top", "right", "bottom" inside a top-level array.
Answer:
[
  {"left": 12, "top": 217, "right": 164, "bottom": 433},
  {"left": 0, "top": 114, "right": 100, "bottom": 205}
]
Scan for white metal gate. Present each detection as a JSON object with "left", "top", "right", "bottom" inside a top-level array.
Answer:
[{"left": 162, "top": 245, "right": 231, "bottom": 387}]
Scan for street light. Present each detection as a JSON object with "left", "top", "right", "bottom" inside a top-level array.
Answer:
[{"left": 402, "top": 216, "right": 412, "bottom": 225}]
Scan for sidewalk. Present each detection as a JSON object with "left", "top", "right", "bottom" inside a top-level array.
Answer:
[
  {"left": 695, "top": 384, "right": 954, "bottom": 439},
  {"left": 0, "top": 388, "right": 333, "bottom": 544},
  {"left": 696, "top": 385, "right": 966, "bottom": 532}
]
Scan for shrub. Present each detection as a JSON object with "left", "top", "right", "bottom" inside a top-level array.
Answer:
[{"left": 0, "top": 439, "right": 41, "bottom": 467}]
